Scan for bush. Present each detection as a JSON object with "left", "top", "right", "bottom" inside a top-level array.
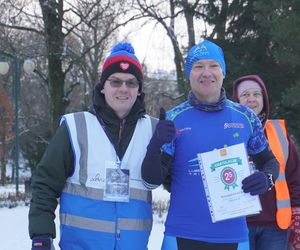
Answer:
[{"left": 0, "top": 192, "right": 31, "bottom": 208}]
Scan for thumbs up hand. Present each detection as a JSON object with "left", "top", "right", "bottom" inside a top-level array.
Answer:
[
  {"left": 148, "top": 108, "right": 175, "bottom": 154},
  {"left": 155, "top": 107, "right": 175, "bottom": 144},
  {"left": 159, "top": 107, "right": 166, "bottom": 120}
]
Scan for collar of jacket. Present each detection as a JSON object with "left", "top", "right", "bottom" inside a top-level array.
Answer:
[{"left": 188, "top": 87, "right": 227, "bottom": 112}]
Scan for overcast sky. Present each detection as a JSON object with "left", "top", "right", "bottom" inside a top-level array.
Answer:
[{"left": 119, "top": 20, "right": 176, "bottom": 73}]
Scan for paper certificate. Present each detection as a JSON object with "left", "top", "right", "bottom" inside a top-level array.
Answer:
[{"left": 197, "top": 143, "right": 261, "bottom": 223}]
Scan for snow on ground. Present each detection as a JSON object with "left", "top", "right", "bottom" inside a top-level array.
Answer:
[{"left": 0, "top": 185, "right": 169, "bottom": 250}]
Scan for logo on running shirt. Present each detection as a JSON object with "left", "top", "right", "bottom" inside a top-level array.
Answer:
[
  {"left": 176, "top": 127, "right": 192, "bottom": 135},
  {"left": 224, "top": 123, "right": 244, "bottom": 129}
]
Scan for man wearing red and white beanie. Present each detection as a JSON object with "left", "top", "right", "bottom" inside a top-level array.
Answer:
[
  {"left": 29, "top": 42, "right": 175, "bottom": 250},
  {"left": 99, "top": 42, "right": 144, "bottom": 90}
]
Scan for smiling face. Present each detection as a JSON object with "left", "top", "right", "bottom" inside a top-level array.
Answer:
[
  {"left": 100, "top": 72, "right": 140, "bottom": 119},
  {"left": 189, "top": 59, "right": 224, "bottom": 103},
  {"left": 237, "top": 80, "right": 264, "bottom": 115}
]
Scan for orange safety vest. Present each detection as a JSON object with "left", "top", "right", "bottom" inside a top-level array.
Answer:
[{"left": 265, "top": 119, "right": 291, "bottom": 229}]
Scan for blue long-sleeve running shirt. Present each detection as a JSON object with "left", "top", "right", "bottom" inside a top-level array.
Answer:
[{"left": 162, "top": 99, "right": 268, "bottom": 243}]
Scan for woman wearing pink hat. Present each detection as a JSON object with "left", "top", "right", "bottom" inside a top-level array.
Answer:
[{"left": 233, "top": 74, "right": 300, "bottom": 250}]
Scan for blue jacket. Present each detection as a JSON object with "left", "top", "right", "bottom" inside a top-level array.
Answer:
[{"left": 163, "top": 99, "right": 268, "bottom": 243}]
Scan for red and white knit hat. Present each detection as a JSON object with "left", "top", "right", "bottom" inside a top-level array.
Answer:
[{"left": 99, "top": 42, "right": 143, "bottom": 91}]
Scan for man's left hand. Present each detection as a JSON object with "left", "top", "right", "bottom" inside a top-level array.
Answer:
[{"left": 242, "top": 171, "right": 269, "bottom": 195}]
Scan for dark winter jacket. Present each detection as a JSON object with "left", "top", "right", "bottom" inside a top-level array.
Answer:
[
  {"left": 233, "top": 75, "right": 300, "bottom": 227},
  {"left": 29, "top": 85, "right": 146, "bottom": 239}
]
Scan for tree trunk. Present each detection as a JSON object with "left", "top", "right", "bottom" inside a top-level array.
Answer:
[
  {"left": 39, "top": 0, "right": 67, "bottom": 133},
  {"left": 1, "top": 158, "right": 6, "bottom": 186}
]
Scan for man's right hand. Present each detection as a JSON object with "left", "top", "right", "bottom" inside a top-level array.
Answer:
[{"left": 32, "top": 236, "right": 53, "bottom": 250}]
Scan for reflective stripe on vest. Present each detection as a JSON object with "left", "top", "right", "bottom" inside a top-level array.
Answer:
[
  {"left": 60, "top": 213, "right": 152, "bottom": 233},
  {"left": 265, "top": 119, "right": 291, "bottom": 229},
  {"left": 63, "top": 182, "right": 152, "bottom": 202},
  {"left": 73, "top": 112, "right": 89, "bottom": 186}
]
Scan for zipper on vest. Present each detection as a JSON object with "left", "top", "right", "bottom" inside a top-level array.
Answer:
[
  {"left": 116, "top": 203, "right": 121, "bottom": 241},
  {"left": 117, "top": 228, "right": 121, "bottom": 240},
  {"left": 118, "top": 119, "right": 126, "bottom": 143},
  {"left": 117, "top": 119, "right": 126, "bottom": 156}
]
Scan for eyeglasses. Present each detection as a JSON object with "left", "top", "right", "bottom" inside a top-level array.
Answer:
[{"left": 107, "top": 78, "right": 140, "bottom": 88}]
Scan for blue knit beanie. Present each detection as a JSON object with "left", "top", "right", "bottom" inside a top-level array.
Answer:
[{"left": 185, "top": 40, "right": 226, "bottom": 78}]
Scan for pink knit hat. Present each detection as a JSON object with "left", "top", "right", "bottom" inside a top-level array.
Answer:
[
  {"left": 236, "top": 80, "right": 262, "bottom": 97},
  {"left": 232, "top": 75, "right": 270, "bottom": 118}
]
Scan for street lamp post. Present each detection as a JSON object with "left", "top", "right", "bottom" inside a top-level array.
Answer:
[{"left": 0, "top": 52, "right": 35, "bottom": 195}]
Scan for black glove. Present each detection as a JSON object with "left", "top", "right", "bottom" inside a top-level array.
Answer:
[
  {"left": 147, "top": 107, "right": 175, "bottom": 154},
  {"left": 241, "top": 171, "right": 269, "bottom": 195},
  {"left": 32, "top": 236, "right": 52, "bottom": 250}
]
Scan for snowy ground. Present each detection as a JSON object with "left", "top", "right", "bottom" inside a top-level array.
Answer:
[{"left": 0, "top": 185, "right": 169, "bottom": 250}]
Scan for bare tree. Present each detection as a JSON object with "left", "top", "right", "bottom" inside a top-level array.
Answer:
[
  {"left": 134, "top": 0, "right": 189, "bottom": 98},
  {"left": 0, "top": 84, "right": 14, "bottom": 185},
  {"left": 0, "top": 0, "right": 143, "bottom": 133},
  {"left": 132, "top": 0, "right": 237, "bottom": 99},
  {"left": 0, "top": 0, "right": 144, "bottom": 174}
]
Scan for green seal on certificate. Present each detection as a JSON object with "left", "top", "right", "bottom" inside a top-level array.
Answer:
[
  {"left": 198, "top": 143, "right": 261, "bottom": 222},
  {"left": 220, "top": 167, "right": 238, "bottom": 190}
]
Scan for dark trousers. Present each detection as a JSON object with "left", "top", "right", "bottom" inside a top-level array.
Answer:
[
  {"left": 248, "top": 226, "right": 289, "bottom": 250},
  {"left": 177, "top": 237, "right": 238, "bottom": 250}
]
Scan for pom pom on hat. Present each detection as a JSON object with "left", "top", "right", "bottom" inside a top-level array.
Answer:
[
  {"left": 185, "top": 40, "right": 226, "bottom": 78},
  {"left": 110, "top": 42, "right": 135, "bottom": 54},
  {"left": 99, "top": 42, "right": 143, "bottom": 90}
]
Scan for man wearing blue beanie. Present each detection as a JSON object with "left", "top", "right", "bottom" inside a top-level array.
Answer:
[
  {"left": 185, "top": 40, "right": 226, "bottom": 78},
  {"left": 142, "top": 40, "right": 279, "bottom": 250}
]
